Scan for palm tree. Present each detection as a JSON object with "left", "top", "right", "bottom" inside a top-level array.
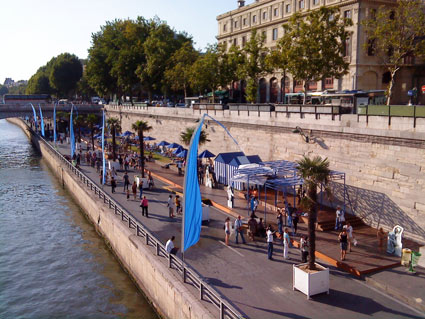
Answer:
[
  {"left": 74, "top": 115, "right": 85, "bottom": 143},
  {"left": 132, "top": 120, "right": 152, "bottom": 178},
  {"left": 107, "top": 117, "right": 121, "bottom": 161},
  {"left": 180, "top": 127, "right": 210, "bottom": 146},
  {"left": 296, "top": 155, "right": 330, "bottom": 270},
  {"left": 86, "top": 114, "right": 98, "bottom": 151}
]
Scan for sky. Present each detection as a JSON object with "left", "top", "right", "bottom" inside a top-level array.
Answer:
[{"left": 0, "top": 0, "right": 255, "bottom": 83}]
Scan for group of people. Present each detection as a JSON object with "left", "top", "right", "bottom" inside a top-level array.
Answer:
[{"left": 166, "top": 194, "right": 182, "bottom": 218}]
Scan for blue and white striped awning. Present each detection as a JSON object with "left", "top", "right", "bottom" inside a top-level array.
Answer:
[
  {"left": 265, "top": 176, "right": 304, "bottom": 189},
  {"left": 261, "top": 160, "right": 298, "bottom": 174},
  {"left": 235, "top": 164, "right": 274, "bottom": 176}
]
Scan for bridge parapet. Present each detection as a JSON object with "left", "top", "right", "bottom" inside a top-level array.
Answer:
[{"left": 0, "top": 104, "right": 103, "bottom": 120}]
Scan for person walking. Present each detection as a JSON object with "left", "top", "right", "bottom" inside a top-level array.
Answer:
[
  {"left": 300, "top": 235, "right": 309, "bottom": 263},
  {"left": 283, "top": 228, "right": 290, "bottom": 260},
  {"left": 234, "top": 216, "right": 246, "bottom": 244},
  {"left": 266, "top": 225, "right": 275, "bottom": 260},
  {"left": 167, "top": 195, "right": 175, "bottom": 218},
  {"left": 335, "top": 206, "right": 343, "bottom": 230},
  {"left": 165, "top": 236, "right": 179, "bottom": 255},
  {"left": 339, "top": 228, "right": 348, "bottom": 261},
  {"left": 141, "top": 196, "right": 149, "bottom": 217},
  {"left": 277, "top": 209, "right": 283, "bottom": 235},
  {"left": 224, "top": 217, "right": 231, "bottom": 246},
  {"left": 292, "top": 210, "right": 299, "bottom": 235},
  {"left": 247, "top": 214, "right": 258, "bottom": 241},
  {"left": 175, "top": 195, "right": 182, "bottom": 215},
  {"left": 110, "top": 176, "right": 116, "bottom": 193},
  {"left": 138, "top": 180, "right": 143, "bottom": 199},
  {"left": 148, "top": 171, "right": 154, "bottom": 190},
  {"left": 344, "top": 222, "right": 354, "bottom": 252},
  {"left": 132, "top": 181, "right": 137, "bottom": 200},
  {"left": 123, "top": 171, "right": 130, "bottom": 192}
]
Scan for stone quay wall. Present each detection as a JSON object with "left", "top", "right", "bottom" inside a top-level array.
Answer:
[
  {"left": 106, "top": 105, "right": 425, "bottom": 243},
  {"left": 8, "top": 118, "right": 214, "bottom": 319}
]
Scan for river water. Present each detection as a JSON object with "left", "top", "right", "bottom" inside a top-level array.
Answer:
[{"left": 0, "top": 119, "right": 157, "bottom": 319}]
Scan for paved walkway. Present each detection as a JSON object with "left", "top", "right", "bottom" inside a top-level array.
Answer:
[{"left": 53, "top": 142, "right": 424, "bottom": 319}]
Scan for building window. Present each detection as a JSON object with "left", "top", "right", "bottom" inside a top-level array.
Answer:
[
  {"left": 233, "top": 38, "right": 238, "bottom": 46},
  {"left": 272, "top": 28, "right": 278, "bottom": 41},
  {"left": 313, "top": 0, "right": 320, "bottom": 5},
  {"left": 324, "top": 77, "right": 334, "bottom": 89},
  {"left": 242, "top": 36, "right": 247, "bottom": 47},
  {"left": 344, "top": 38, "right": 351, "bottom": 57},
  {"left": 262, "top": 31, "right": 267, "bottom": 42},
  {"left": 299, "top": 0, "right": 304, "bottom": 10},
  {"left": 274, "top": 8, "right": 278, "bottom": 16},
  {"left": 344, "top": 10, "right": 351, "bottom": 19},
  {"left": 223, "top": 24, "right": 227, "bottom": 32},
  {"left": 263, "top": 11, "right": 267, "bottom": 20},
  {"left": 367, "top": 39, "right": 376, "bottom": 56},
  {"left": 234, "top": 21, "right": 238, "bottom": 28},
  {"left": 286, "top": 4, "right": 291, "bottom": 13},
  {"left": 243, "top": 18, "right": 247, "bottom": 26},
  {"left": 253, "top": 15, "right": 257, "bottom": 23}
]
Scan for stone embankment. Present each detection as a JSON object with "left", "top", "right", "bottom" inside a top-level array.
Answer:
[
  {"left": 107, "top": 105, "right": 425, "bottom": 243},
  {"left": 7, "top": 118, "right": 214, "bottom": 319}
]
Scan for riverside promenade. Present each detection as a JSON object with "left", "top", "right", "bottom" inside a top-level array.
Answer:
[{"left": 53, "top": 142, "right": 424, "bottom": 319}]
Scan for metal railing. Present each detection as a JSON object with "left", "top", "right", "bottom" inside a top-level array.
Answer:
[{"left": 26, "top": 122, "right": 242, "bottom": 319}]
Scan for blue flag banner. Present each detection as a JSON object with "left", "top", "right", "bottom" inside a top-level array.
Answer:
[
  {"left": 102, "top": 110, "right": 106, "bottom": 185},
  {"left": 53, "top": 103, "right": 57, "bottom": 143},
  {"left": 182, "top": 114, "right": 206, "bottom": 252},
  {"left": 30, "top": 103, "right": 37, "bottom": 131},
  {"left": 38, "top": 104, "right": 45, "bottom": 137},
  {"left": 70, "top": 105, "right": 75, "bottom": 158}
]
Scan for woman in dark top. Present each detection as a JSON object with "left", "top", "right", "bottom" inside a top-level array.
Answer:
[{"left": 339, "top": 228, "right": 348, "bottom": 261}]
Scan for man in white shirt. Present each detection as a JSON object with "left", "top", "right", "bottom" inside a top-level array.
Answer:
[
  {"left": 267, "top": 226, "right": 275, "bottom": 260},
  {"left": 165, "top": 236, "right": 178, "bottom": 255}
]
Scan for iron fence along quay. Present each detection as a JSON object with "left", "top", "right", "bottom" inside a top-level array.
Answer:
[{"left": 26, "top": 122, "right": 243, "bottom": 319}]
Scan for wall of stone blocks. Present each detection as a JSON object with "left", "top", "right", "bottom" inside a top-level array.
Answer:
[{"left": 107, "top": 106, "right": 425, "bottom": 243}]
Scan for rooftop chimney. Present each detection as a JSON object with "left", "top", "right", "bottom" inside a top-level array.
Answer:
[{"left": 238, "top": 0, "right": 245, "bottom": 8}]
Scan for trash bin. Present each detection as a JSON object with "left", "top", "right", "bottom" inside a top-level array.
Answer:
[
  {"left": 409, "top": 251, "right": 422, "bottom": 273},
  {"left": 401, "top": 248, "right": 412, "bottom": 266}
]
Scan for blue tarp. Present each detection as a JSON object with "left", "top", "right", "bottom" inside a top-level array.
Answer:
[
  {"left": 158, "top": 141, "right": 169, "bottom": 146},
  {"left": 143, "top": 136, "right": 156, "bottom": 141},
  {"left": 173, "top": 146, "right": 184, "bottom": 154},
  {"left": 167, "top": 142, "right": 182, "bottom": 149},
  {"left": 176, "top": 149, "right": 188, "bottom": 158}
]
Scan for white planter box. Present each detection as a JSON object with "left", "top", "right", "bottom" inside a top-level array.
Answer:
[
  {"left": 202, "top": 204, "right": 210, "bottom": 225},
  {"left": 134, "top": 176, "right": 149, "bottom": 189},
  {"left": 108, "top": 161, "right": 120, "bottom": 171},
  {"left": 293, "top": 262, "right": 329, "bottom": 299}
]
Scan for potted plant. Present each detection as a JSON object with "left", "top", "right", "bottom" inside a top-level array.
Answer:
[{"left": 293, "top": 155, "right": 331, "bottom": 299}]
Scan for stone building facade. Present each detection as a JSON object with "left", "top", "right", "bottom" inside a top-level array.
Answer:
[{"left": 216, "top": 0, "right": 425, "bottom": 105}]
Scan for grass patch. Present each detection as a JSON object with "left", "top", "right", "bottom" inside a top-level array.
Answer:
[{"left": 358, "top": 105, "right": 425, "bottom": 117}]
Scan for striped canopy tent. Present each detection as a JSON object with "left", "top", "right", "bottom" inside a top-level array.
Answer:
[
  {"left": 214, "top": 152, "right": 244, "bottom": 185},
  {"left": 228, "top": 156, "right": 263, "bottom": 190}
]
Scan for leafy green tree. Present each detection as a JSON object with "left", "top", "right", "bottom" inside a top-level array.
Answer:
[
  {"left": 189, "top": 43, "right": 239, "bottom": 101},
  {"left": 0, "top": 85, "right": 8, "bottom": 96},
  {"left": 107, "top": 117, "right": 121, "bottom": 161},
  {"left": 136, "top": 18, "right": 191, "bottom": 101},
  {"left": 49, "top": 53, "right": 83, "bottom": 98},
  {"left": 266, "top": 46, "right": 289, "bottom": 103},
  {"left": 165, "top": 42, "right": 199, "bottom": 98},
  {"left": 238, "top": 29, "right": 271, "bottom": 103},
  {"left": 362, "top": 0, "right": 425, "bottom": 105},
  {"left": 180, "top": 127, "right": 209, "bottom": 146},
  {"left": 76, "top": 74, "right": 96, "bottom": 102},
  {"left": 132, "top": 120, "right": 152, "bottom": 177},
  {"left": 86, "top": 114, "right": 98, "bottom": 150},
  {"left": 279, "top": 7, "right": 352, "bottom": 104},
  {"left": 26, "top": 71, "right": 52, "bottom": 94},
  {"left": 296, "top": 155, "right": 331, "bottom": 270}
]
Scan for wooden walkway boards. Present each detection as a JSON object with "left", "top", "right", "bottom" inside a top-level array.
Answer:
[{"left": 145, "top": 161, "right": 421, "bottom": 277}]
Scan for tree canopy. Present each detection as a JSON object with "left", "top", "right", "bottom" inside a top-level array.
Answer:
[
  {"left": 362, "top": 0, "right": 425, "bottom": 105},
  {"left": 279, "top": 7, "right": 352, "bottom": 104}
]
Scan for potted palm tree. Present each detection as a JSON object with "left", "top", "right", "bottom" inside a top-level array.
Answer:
[
  {"left": 86, "top": 114, "right": 98, "bottom": 151},
  {"left": 293, "top": 155, "right": 330, "bottom": 299},
  {"left": 132, "top": 120, "right": 152, "bottom": 178},
  {"left": 106, "top": 117, "right": 121, "bottom": 161}
]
